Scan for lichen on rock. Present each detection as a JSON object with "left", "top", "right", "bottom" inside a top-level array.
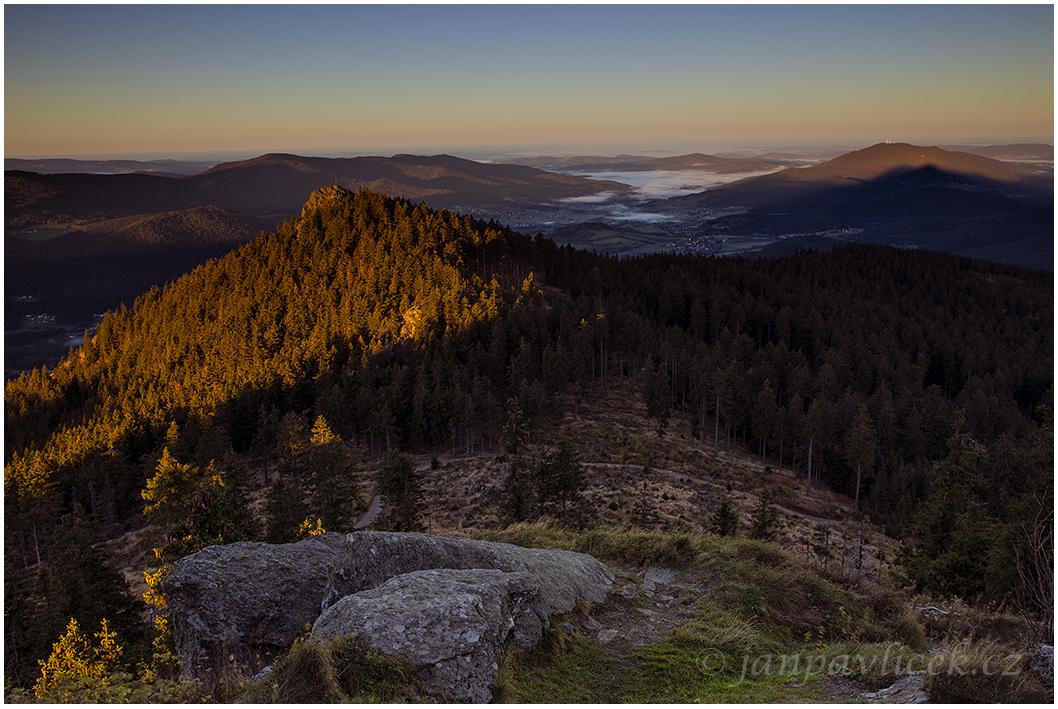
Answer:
[{"left": 312, "top": 568, "right": 540, "bottom": 702}]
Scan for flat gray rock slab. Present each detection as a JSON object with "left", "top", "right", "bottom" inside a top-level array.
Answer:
[
  {"left": 862, "top": 672, "right": 928, "bottom": 703},
  {"left": 642, "top": 567, "right": 677, "bottom": 595}
]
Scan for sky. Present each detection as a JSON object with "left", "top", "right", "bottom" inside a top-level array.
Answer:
[{"left": 4, "top": 3, "right": 1054, "bottom": 159}]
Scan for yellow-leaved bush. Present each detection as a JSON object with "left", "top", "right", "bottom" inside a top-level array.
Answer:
[{"left": 33, "top": 618, "right": 122, "bottom": 700}]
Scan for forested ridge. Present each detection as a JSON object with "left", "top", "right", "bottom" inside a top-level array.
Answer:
[{"left": 5, "top": 186, "right": 1052, "bottom": 689}]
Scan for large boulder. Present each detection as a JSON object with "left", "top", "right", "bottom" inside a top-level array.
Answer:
[
  {"left": 312, "top": 568, "right": 539, "bottom": 702},
  {"left": 161, "top": 533, "right": 363, "bottom": 678},
  {"left": 162, "top": 531, "right": 613, "bottom": 682}
]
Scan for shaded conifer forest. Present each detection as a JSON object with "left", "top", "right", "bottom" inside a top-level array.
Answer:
[{"left": 5, "top": 186, "right": 1052, "bottom": 686}]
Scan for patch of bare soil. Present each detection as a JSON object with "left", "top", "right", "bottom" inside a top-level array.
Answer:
[
  {"left": 560, "top": 564, "right": 701, "bottom": 656},
  {"left": 821, "top": 674, "right": 876, "bottom": 701}
]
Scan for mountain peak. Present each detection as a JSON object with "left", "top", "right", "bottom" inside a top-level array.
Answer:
[
  {"left": 304, "top": 183, "right": 355, "bottom": 208},
  {"left": 752, "top": 141, "right": 1045, "bottom": 189}
]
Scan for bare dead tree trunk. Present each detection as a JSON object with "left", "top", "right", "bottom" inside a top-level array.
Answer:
[
  {"left": 779, "top": 420, "right": 784, "bottom": 472},
  {"left": 855, "top": 462, "right": 862, "bottom": 509},
  {"left": 806, "top": 438, "right": 814, "bottom": 494},
  {"left": 714, "top": 394, "right": 720, "bottom": 457},
  {"left": 1013, "top": 495, "right": 1054, "bottom": 645}
]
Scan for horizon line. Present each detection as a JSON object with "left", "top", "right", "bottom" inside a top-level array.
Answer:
[{"left": 7, "top": 136, "right": 1055, "bottom": 163}]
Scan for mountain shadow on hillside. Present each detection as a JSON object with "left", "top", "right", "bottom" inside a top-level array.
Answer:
[
  {"left": 670, "top": 142, "right": 1052, "bottom": 209},
  {"left": 663, "top": 144, "right": 1053, "bottom": 269}
]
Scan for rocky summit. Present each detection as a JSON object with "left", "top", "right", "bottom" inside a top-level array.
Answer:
[{"left": 162, "top": 531, "right": 614, "bottom": 700}]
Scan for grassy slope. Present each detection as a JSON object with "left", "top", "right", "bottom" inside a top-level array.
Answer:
[
  {"left": 253, "top": 387, "right": 1048, "bottom": 703},
  {"left": 88, "top": 383, "right": 1050, "bottom": 704}
]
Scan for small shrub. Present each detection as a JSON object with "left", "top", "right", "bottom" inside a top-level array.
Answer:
[
  {"left": 893, "top": 608, "right": 928, "bottom": 651},
  {"left": 709, "top": 498, "right": 740, "bottom": 537},
  {"left": 571, "top": 529, "right": 702, "bottom": 569},
  {"left": 268, "top": 637, "right": 342, "bottom": 703},
  {"left": 32, "top": 618, "right": 124, "bottom": 702},
  {"left": 670, "top": 606, "right": 766, "bottom": 657}
]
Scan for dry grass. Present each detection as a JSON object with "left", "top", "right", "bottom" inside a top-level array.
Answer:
[
  {"left": 236, "top": 636, "right": 423, "bottom": 703},
  {"left": 924, "top": 639, "right": 1052, "bottom": 703},
  {"left": 384, "top": 389, "right": 900, "bottom": 585}
]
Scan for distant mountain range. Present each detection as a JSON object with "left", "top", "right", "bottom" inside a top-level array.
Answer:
[
  {"left": 5, "top": 157, "right": 217, "bottom": 176},
  {"left": 936, "top": 143, "right": 1053, "bottom": 161},
  {"left": 6, "top": 153, "right": 632, "bottom": 229}
]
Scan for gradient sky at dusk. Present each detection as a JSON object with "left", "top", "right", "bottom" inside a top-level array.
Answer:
[{"left": 5, "top": 4, "right": 1054, "bottom": 158}]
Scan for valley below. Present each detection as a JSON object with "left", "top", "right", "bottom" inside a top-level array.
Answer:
[{"left": 5, "top": 142, "right": 1053, "bottom": 378}]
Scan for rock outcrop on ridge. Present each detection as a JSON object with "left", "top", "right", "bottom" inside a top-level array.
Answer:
[{"left": 162, "top": 531, "right": 614, "bottom": 699}]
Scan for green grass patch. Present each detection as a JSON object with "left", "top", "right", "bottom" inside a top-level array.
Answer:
[
  {"left": 624, "top": 642, "right": 832, "bottom": 703},
  {"left": 498, "top": 632, "right": 831, "bottom": 703},
  {"left": 497, "top": 633, "right": 626, "bottom": 702},
  {"left": 695, "top": 537, "right": 902, "bottom": 644}
]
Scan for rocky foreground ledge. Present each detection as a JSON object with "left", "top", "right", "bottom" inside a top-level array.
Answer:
[{"left": 162, "top": 531, "right": 614, "bottom": 701}]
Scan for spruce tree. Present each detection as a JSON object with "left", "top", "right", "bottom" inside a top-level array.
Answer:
[
  {"left": 265, "top": 477, "right": 310, "bottom": 543},
  {"left": 900, "top": 413, "right": 999, "bottom": 600},
  {"left": 377, "top": 451, "right": 423, "bottom": 532},
  {"left": 305, "top": 415, "right": 361, "bottom": 532},
  {"left": 709, "top": 498, "right": 740, "bottom": 537},
  {"left": 749, "top": 488, "right": 781, "bottom": 541}
]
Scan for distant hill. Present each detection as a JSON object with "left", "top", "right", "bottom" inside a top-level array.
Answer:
[
  {"left": 5, "top": 170, "right": 213, "bottom": 228},
  {"left": 6, "top": 153, "right": 632, "bottom": 228},
  {"left": 503, "top": 155, "right": 649, "bottom": 170},
  {"left": 5, "top": 157, "right": 217, "bottom": 176},
  {"left": 675, "top": 142, "right": 1052, "bottom": 208},
  {"left": 665, "top": 143, "right": 1053, "bottom": 269},
  {"left": 937, "top": 143, "right": 1053, "bottom": 161},
  {"left": 185, "top": 153, "right": 634, "bottom": 212},
  {"left": 6, "top": 206, "right": 271, "bottom": 357},
  {"left": 73, "top": 206, "right": 268, "bottom": 268}
]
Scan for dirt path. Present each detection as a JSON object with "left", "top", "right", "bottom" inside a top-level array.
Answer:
[
  {"left": 354, "top": 452, "right": 497, "bottom": 530},
  {"left": 354, "top": 456, "right": 840, "bottom": 531},
  {"left": 353, "top": 494, "right": 382, "bottom": 529},
  {"left": 582, "top": 461, "right": 839, "bottom": 525}
]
